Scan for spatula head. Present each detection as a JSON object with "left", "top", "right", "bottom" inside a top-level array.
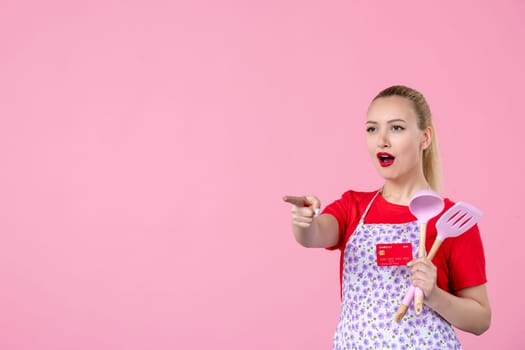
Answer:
[{"left": 436, "top": 202, "right": 482, "bottom": 240}]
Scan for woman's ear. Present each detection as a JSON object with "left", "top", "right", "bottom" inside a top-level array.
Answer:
[{"left": 421, "top": 127, "right": 433, "bottom": 150}]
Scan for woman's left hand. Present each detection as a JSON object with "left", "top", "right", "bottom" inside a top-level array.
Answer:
[{"left": 408, "top": 257, "right": 438, "bottom": 301}]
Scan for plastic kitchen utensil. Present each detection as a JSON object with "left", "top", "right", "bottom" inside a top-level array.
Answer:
[
  {"left": 393, "top": 190, "right": 444, "bottom": 322},
  {"left": 409, "top": 190, "right": 445, "bottom": 258},
  {"left": 427, "top": 201, "right": 483, "bottom": 260},
  {"left": 394, "top": 201, "right": 483, "bottom": 322},
  {"left": 408, "top": 190, "right": 444, "bottom": 315},
  {"left": 393, "top": 285, "right": 416, "bottom": 323}
]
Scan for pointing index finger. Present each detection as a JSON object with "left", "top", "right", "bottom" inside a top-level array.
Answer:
[{"left": 282, "top": 195, "right": 310, "bottom": 207}]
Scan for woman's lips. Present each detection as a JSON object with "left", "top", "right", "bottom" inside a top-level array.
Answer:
[{"left": 377, "top": 152, "right": 395, "bottom": 167}]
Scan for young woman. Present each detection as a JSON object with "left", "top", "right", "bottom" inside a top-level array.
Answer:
[{"left": 283, "top": 85, "right": 491, "bottom": 349}]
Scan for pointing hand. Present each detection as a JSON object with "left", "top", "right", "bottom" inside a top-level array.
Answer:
[{"left": 283, "top": 195, "right": 321, "bottom": 228}]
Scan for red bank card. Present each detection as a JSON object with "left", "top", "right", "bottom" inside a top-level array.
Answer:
[{"left": 376, "top": 243, "right": 413, "bottom": 266}]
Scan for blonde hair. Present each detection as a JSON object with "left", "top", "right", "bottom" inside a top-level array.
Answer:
[{"left": 372, "top": 85, "right": 442, "bottom": 191}]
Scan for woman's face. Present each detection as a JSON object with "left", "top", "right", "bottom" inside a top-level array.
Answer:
[{"left": 365, "top": 96, "right": 431, "bottom": 183}]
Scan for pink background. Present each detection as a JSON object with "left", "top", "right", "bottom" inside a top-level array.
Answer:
[{"left": 1, "top": 0, "right": 524, "bottom": 349}]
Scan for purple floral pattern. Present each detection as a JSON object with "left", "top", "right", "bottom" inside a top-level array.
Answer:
[{"left": 333, "top": 222, "right": 461, "bottom": 350}]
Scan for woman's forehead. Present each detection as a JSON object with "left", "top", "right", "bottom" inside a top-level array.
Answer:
[{"left": 367, "top": 96, "right": 417, "bottom": 122}]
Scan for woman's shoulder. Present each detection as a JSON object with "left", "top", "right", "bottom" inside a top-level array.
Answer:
[
  {"left": 438, "top": 197, "right": 476, "bottom": 217},
  {"left": 338, "top": 189, "right": 379, "bottom": 202},
  {"left": 442, "top": 197, "right": 456, "bottom": 209},
  {"left": 325, "top": 189, "right": 379, "bottom": 215}
]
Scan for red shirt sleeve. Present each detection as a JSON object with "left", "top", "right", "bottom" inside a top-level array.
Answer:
[
  {"left": 321, "top": 192, "right": 349, "bottom": 250},
  {"left": 321, "top": 190, "right": 377, "bottom": 250},
  {"left": 445, "top": 223, "right": 487, "bottom": 292}
]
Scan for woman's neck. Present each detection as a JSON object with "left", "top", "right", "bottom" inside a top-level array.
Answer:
[{"left": 380, "top": 179, "right": 432, "bottom": 206}]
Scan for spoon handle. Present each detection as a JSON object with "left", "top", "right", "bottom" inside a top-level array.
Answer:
[
  {"left": 395, "top": 238, "right": 445, "bottom": 322},
  {"left": 414, "top": 222, "right": 428, "bottom": 315},
  {"left": 418, "top": 222, "right": 427, "bottom": 258}
]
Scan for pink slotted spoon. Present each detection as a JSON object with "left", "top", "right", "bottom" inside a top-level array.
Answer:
[
  {"left": 394, "top": 201, "right": 483, "bottom": 322},
  {"left": 427, "top": 201, "right": 483, "bottom": 258}
]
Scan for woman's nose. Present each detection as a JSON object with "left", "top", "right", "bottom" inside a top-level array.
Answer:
[{"left": 377, "top": 132, "right": 390, "bottom": 148}]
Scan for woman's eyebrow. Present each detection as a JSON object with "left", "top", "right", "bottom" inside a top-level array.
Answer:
[
  {"left": 387, "top": 118, "right": 407, "bottom": 123},
  {"left": 366, "top": 118, "right": 407, "bottom": 124}
]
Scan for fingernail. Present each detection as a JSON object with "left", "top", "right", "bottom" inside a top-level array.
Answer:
[
  {"left": 314, "top": 208, "right": 320, "bottom": 216},
  {"left": 407, "top": 261, "right": 413, "bottom": 267}
]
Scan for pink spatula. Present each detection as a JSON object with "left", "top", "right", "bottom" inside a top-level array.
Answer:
[
  {"left": 408, "top": 190, "right": 444, "bottom": 315},
  {"left": 427, "top": 201, "right": 482, "bottom": 259},
  {"left": 394, "top": 201, "right": 483, "bottom": 322}
]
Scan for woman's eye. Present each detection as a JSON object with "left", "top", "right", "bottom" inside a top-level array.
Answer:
[
  {"left": 391, "top": 125, "right": 405, "bottom": 132},
  {"left": 366, "top": 127, "right": 376, "bottom": 133}
]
